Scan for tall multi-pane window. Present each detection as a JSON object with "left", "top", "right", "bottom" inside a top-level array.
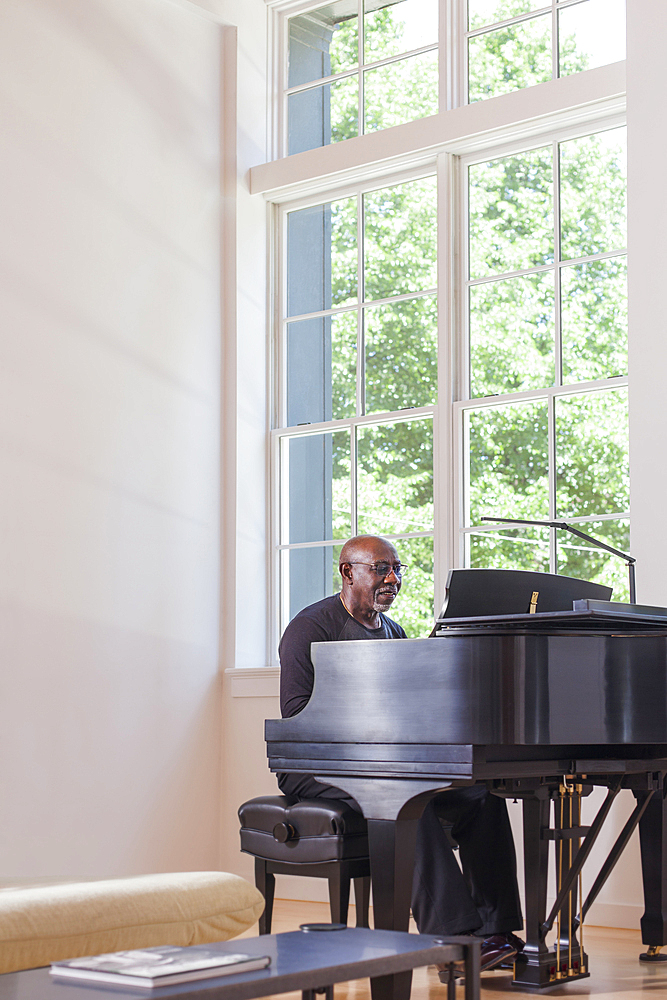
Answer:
[
  {"left": 460, "top": 125, "right": 629, "bottom": 597},
  {"left": 276, "top": 175, "right": 438, "bottom": 635},
  {"left": 271, "top": 0, "right": 628, "bottom": 641}
]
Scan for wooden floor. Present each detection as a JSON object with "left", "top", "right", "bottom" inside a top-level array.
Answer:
[{"left": 237, "top": 899, "right": 667, "bottom": 1000}]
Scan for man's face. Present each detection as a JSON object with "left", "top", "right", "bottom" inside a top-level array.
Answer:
[{"left": 345, "top": 540, "right": 402, "bottom": 615}]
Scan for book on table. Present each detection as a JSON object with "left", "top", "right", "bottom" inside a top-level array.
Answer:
[{"left": 50, "top": 945, "right": 271, "bottom": 988}]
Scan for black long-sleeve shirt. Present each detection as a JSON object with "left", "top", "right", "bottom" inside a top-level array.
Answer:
[{"left": 279, "top": 593, "right": 406, "bottom": 718}]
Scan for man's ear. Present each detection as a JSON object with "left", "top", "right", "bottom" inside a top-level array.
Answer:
[{"left": 340, "top": 562, "right": 353, "bottom": 584}]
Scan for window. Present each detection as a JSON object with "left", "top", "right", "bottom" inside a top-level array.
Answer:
[
  {"left": 285, "top": 0, "right": 439, "bottom": 154},
  {"left": 268, "top": 0, "right": 628, "bottom": 641},
  {"left": 275, "top": 174, "right": 437, "bottom": 635},
  {"left": 466, "top": 0, "right": 626, "bottom": 103},
  {"left": 460, "top": 125, "right": 629, "bottom": 596}
]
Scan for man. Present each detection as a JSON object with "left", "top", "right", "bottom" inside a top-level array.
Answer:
[{"left": 278, "top": 535, "right": 524, "bottom": 975}]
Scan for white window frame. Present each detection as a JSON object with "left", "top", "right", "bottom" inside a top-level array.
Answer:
[
  {"left": 453, "top": 115, "right": 629, "bottom": 570},
  {"left": 262, "top": 0, "right": 628, "bottom": 661},
  {"left": 273, "top": 0, "right": 447, "bottom": 159},
  {"left": 271, "top": 162, "right": 441, "bottom": 648}
]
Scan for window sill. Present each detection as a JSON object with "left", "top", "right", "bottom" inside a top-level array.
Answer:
[
  {"left": 225, "top": 667, "right": 280, "bottom": 698},
  {"left": 250, "top": 62, "right": 625, "bottom": 202}
]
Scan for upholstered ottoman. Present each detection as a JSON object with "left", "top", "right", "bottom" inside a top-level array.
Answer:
[{"left": 0, "top": 871, "right": 264, "bottom": 974}]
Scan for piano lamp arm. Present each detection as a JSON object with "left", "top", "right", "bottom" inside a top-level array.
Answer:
[{"left": 480, "top": 516, "right": 637, "bottom": 604}]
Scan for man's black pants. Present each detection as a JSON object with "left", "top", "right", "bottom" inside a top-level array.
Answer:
[{"left": 277, "top": 773, "right": 523, "bottom": 937}]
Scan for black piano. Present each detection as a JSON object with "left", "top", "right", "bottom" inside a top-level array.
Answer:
[{"left": 266, "top": 570, "right": 667, "bottom": 999}]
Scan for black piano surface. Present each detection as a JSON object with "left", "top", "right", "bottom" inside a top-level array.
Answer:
[{"left": 266, "top": 606, "right": 667, "bottom": 998}]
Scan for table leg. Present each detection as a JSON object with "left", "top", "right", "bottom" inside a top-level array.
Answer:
[
  {"left": 463, "top": 938, "right": 481, "bottom": 1000},
  {"left": 444, "top": 965, "right": 456, "bottom": 1000},
  {"left": 354, "top": 876, "right": 371, "bottom": 928}
]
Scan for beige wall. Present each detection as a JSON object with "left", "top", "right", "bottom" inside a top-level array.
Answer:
[{"left": 0, "top": 0, "right": 225, "bottom": 876}]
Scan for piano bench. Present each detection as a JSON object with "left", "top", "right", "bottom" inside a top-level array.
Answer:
[{"left": 238, "top": 795, "right": 371, "bottom": 935}]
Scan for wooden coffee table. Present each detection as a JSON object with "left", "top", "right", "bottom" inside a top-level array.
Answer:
[{"left": 0, "top": 927, "right": 480, "bottom": 1000}]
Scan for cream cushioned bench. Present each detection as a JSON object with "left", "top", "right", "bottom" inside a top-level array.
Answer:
[{"left": 0, "top": 872, "right": 264, "bottom": 974}]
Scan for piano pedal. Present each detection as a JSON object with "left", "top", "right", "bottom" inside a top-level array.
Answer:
[
  {"left": 640, "top": 945, "right": 667, "bottom": 962},
  {"left": 513, "top": 949, "right": 589, "bottom": 988}
]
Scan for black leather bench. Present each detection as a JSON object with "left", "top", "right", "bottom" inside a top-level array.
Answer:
[{"left": 238, "top": 795, "right": 371, "bottom": 934}]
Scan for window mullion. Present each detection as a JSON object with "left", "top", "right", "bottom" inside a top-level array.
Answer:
[
  {"left": 358, "top": 0, "right": 364, "bottom": 138},
  {"left": 553, "top": 138, "right": 563, "bottom": 388},
  {"left": 357, "top": 190, "right": 364, "bottom": 417},
  {"left": 552, "top": 0, "right": 558, "bottom": 80},
  {"left": 460, "top": 0, "right": 469, "bottom": 105},
  {"left": 435, "top": 151, "right": 454, "bottom": 605},
  {"left": 279, "top": 205, "right": 288, "bottom": 428},
  {"left": 548, "top": 391, "right": 557, "bottom": 571},
  {"left": 350, "top": 424, "right": 358, "bottom": 537}
]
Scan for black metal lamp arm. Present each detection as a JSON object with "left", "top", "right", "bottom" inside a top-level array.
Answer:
[{"left": 480, "top": 516, "right": 637, "bottom": 604}]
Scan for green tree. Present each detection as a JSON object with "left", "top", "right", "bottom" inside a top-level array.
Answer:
[{"left": 329, "top": 11, "right": 438, "bottom": 142}]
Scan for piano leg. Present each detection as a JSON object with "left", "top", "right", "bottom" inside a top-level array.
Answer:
[
  {"left": 638, "top": 785, "right": 667, "bottom": 961},
  {"left": 308, "top": 777, "right": 455, "bottom": 1000},
  {"left": 513, "top": 794, "right": 552, "bottom": 989},
  {"left": 367, "top": 818, "right": 419, "bottom": 1000},
  {"left": 514, "top": 787, "right": 589, "bottom": 988}
]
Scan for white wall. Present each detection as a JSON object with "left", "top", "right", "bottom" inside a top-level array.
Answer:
[
  {"left": 0, "top": 0, "right": 224, "bottom": 876},
  {"left": 627, "top": 2, "right": 667, "bottom": 606}
]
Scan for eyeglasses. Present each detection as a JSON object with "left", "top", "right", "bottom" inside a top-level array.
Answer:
[{"left": 345, "top": 562, "right": 408, "bottom": 578}]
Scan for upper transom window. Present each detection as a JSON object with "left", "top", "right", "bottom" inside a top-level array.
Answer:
[
  {"left": 467, "top": 0, "right": 626, "bottom": 103},
  {"left": 286, "top": 0, "right": 439, "bottom": 155},
  {"left": 281, "top": 0, "right": 627, "bottom": 158}
]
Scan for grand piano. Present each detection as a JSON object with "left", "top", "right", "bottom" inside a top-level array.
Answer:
[{"left": 266, "top": 570, "right": 667, "bottom": 999}]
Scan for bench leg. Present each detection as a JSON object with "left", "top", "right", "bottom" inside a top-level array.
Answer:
[
  {"left": 255, "top": 858, "right": 275, "bottom": 935},
  {"left": 354, "top": 876, "right": 371, "bottom": 927},
  {"left": 328, "top": 865, "right": 351, "bottom": 925}
]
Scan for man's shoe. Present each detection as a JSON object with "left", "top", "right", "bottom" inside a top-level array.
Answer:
[
  {"left": 479, "top": 933, "right": 519, "bottom": 972},
  {"left": 436, "top": 933, "right": 519, "bottom": 984},
  {"left": 498, "top": 932, "right": 525, "bottom": 969}
]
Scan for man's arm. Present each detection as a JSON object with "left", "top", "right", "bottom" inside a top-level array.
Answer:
[{"left": 279, "top": 615, "right": 330, "bottom": 718}]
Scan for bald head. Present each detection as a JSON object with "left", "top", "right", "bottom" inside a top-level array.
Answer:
[{"left": 338, "top": 535, "right": 396, "bottom": 569}]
